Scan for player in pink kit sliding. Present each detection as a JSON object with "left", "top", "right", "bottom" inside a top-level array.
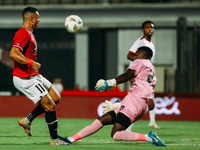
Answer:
[
  {"left": 59, "top": 46, "right": 166, "bottom": 146},
  {"left": 104, "top": 20, "right": 159, "bottom": 130}
]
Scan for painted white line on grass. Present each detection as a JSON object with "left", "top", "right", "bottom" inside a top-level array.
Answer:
[
  {"left": 167, "top": 144, "right": 200, "bottom": 146},
  {"left": 181, "top": 139, "right": 199, "bottom": 141},
  {"left": 78, "top": 139, "right": 200, "bottom": 146}
]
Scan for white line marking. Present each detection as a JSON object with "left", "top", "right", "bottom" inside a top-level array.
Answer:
[
  {"left": 77, "top": 139, "right": 200, "bottom": 146},
  {"left": 167, "top": 144, "right": 200, "bottom": 146},
  {"left": 181, "top": 139, "right": 199, "bottom": 141}
]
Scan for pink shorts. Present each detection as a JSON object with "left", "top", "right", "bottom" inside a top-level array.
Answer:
[{"left": 114, "top": 93, "right": 148, "bottom": 123}]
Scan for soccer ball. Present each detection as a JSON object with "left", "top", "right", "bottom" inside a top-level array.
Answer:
[
  {"left": 110, "top": 97, "right": 121, "bottom": 104},
  {"left": 65, "top": 15, "right": 83, "bottom": 33}
]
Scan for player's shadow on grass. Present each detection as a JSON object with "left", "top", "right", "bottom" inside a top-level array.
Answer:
[
  {"left": 0, "top": 142, "right": 49, "bottom": 145},
  {"left": 74, "top": 141, "right": 151, "bottom": 146},
  {"left": 0, "top": 135, "right": 49, "bottom": 138}
]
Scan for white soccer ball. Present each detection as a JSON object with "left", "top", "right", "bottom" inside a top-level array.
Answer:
[{"left": 65, "top": 15, "right": 83, "bottom": 33}]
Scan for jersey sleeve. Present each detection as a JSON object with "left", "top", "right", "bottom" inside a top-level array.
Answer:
[
  {"left": 129, "top": 37, "right": 145, "bottom": 53},
  {"left": 128, "top": 59, "right": 143, "bottom": 75},
  {"left": 150, "top": 45, "right": 155, "bottom": 62},
  {"left": 13, "top": 29, "right": 29, "bottom": 51},
  {"left": 142, "top": 40, "right": 156, "bottom": 62},
  {"left": 129, "top": 40, "right": 139, "bottom": 53}
]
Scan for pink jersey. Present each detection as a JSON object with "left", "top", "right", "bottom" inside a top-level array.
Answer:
[{"left": 128, "top": 59, "right": 156, "bottom": 99}]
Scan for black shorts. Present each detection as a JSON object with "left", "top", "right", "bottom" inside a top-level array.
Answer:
[{"left": 109, "top": 111, "right": 131, "bottom": 129}]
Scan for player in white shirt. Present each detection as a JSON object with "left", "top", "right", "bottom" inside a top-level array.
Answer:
[
  {"left": 103, "top": 20, "right": 159, "bottom": 129},
  {"left": 128, "top": 33, "right": 155, "bottom": 62}
]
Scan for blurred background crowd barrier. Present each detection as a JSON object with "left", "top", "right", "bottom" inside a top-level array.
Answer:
[
  {"left": 0, "top": 0, "right": 199, "bottom": 5},
  {"left": 0, "top": 0, "right": 200, "bottom": 93},
  {"left": 0, "top": 91, "right": 199, "bottom": 121},
  {"left": 0, "top": 0, "right": 199, "bottom": 119}
]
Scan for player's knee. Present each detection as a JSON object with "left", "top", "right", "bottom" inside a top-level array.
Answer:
[
  {"left": 49, "top": 85, "right": 61, "bottom": 104},
  {"left": 112, "top": 132, "right": 120, "bottom": 141},
  {"left": 111, "top": 129, "right": 117, "bottom": 139},
  {"left": 46, "top": 102, "right": 56, "bottom": 111},
  {"left": 50, "top": 92, "right": 61, "bottom": 105},
  {"left": 54, "top": 95, "right": 61, "bottom": 104},
  {"left": 41, "top": 96, "right": 56, "bottom": 111}
]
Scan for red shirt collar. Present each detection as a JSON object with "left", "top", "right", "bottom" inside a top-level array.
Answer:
[{"left": 140, "top": 35, "right": 151, "bottom": 43}]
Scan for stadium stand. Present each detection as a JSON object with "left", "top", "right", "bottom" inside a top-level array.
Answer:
[{"left": 0, "top": 0, "right": 199, "bottom": 5}]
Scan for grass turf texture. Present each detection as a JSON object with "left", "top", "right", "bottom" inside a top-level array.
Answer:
[{"left": 0, "top": 118, "right": 200, "bottom": 150}]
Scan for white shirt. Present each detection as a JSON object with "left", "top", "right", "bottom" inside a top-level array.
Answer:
[{"left": 129, "top": 36, "right": 156, "bottom": 62}]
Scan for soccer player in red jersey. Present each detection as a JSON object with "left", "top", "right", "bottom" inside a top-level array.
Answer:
[{"left": 9, "top": 7, "right": 68, "bottom": 145}]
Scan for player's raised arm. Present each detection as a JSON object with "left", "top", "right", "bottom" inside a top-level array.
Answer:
[
  {"left": 115, "top": 69, "right": 135, "bottom": 84},
  {"left": 95, "top": 69, "right": 135, "bottom": 92},
  {"left": 9, "top": 46, "right": 41, "bottom": 71}
]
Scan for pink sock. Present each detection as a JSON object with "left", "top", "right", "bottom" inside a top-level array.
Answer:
[
  {"left": 72, "top": 119, "right": 103, "bottom": 141},
  {"left": 113, "top": 131, "right": 147, "bottom": 141},
  {"left": 71, "top": 134, "right": 81, "bottom": 141}
]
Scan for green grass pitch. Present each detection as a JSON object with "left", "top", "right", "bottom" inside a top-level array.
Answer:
[{"left": 0, "top": 117, "right": 200, "bottom": 150}]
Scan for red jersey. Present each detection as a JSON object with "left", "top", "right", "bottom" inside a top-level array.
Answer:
[{"left": 12, "top": 27, "right": 39, "bottom": 78}]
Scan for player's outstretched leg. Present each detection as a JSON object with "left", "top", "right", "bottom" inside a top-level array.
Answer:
[
  {"left": 148, "top": 131, "right": 166, "bottom": 146},
  {"left": 18, "top": 117, "right": 32, "bottom": 136},
  {"left": 58, "top": 113, "right": 113, "bottom": 144},
  {"left": 58, "top": 135, "right": 72, "bottom": 144},
  {"left": 58, "top": 119, "right": 104, "bottom": 144},
  {"left": 112, "top": 130, "right": 166, "bottom": 146},
  {"left": 18, "top": 104, "right": 45, "bottom": 136}
]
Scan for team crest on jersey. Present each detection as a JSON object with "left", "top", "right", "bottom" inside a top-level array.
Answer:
[{"left": 119, "top": 105, "right": 125, "bottom": 111}]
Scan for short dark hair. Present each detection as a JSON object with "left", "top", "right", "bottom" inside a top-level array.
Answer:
[
  {"left": 22, "top": 7, "right": 38, "bottom": 18},
  {"left": 142, "top": 20, "right": 154, "bottom": 29},
  {"left": 137, "top": 46, "right": 153, "bottom": 59}
]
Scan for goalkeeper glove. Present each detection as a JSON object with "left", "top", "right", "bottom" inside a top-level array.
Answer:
[
  {"left": 102, "top": 100, "right": 121, "bottom": 114},
  {"left": 95, "top": 79, "right": 117, "bottom": 92}
]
